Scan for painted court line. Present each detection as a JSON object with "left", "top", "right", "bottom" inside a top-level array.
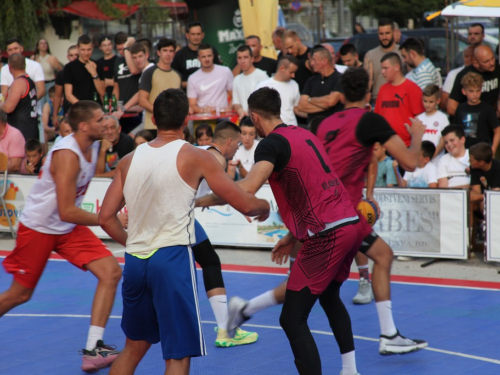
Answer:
[{"left": 5, "top": 313, "right": 500, "bottom": 366}]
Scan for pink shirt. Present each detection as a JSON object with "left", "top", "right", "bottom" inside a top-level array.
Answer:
[{"left": 0, "top": 124, "right": 26, "bottom": 159}]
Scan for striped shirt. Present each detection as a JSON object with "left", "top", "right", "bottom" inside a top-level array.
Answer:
[{"left": 406, "top": 58, "right": 442, "bottom": 90}]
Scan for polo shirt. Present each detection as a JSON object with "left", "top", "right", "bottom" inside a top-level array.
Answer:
[{"left": 0, "top": 124, "right": 26, "bottom": 159}]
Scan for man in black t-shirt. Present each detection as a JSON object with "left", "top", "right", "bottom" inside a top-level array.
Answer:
[
  {"left": 447, "top": 45, "right": 500, "bottom": 117},
  {"left": 171, "top": 21, "right": 222, "bottom": 89},
  {"left": 469, "top": 142, "right": 500, "bottom": 215},
  {"left": 95, "top": 115, "right": 134, "bottom": 178},
  {"left": 96, "top": 36, "right": 117, "bottom": 97},
  {"left": 52, "top": 45, "right": 78, "bottom": 129},
  {"left": 232, "top": 35, "right": 278, "bottom": 77},
  {"left": 63, "top": 35, "right": 104, "bottom": 112},
  {"left": 297, "top": 47, "right": 343, "bottom": 123},
  {"left": 282, "top": 30, "right": 312, "bottom": 93}
]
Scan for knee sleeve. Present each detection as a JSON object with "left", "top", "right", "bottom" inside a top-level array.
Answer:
[
  {"left": 359, "top": 231, "right": 378, "bottom": 254},
  {"left": 192, "top": 239, "right": 225, "bottom": 291}
]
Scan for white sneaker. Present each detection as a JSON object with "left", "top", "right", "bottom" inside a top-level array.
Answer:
[
  {"left": 227, "top": 296, "right": 251, "bottom": 336},
  {"left": 352, "top": 278, "right": 373, "bottom": 304},
  {"left": 379, "top": 330, "right": 428, "bottom": 355}
]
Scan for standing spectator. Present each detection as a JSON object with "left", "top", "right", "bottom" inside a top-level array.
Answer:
[
  {"left": 0, "top": 108, "right": 25, "bottom": 173},
  {"left": 469, "top": 142, "right": 500, "bottom": 215},
  {"left": 96, "top": 36, "right": 117, "bottom": 98},
  {"left": 400, "top": 38, "right": 442, "bottom": 90},
  {"left": 1, "top": 38, "right": 45, "bottom": 101},
  {"left": 297, "top": 47, "right": 343, "bottom": 124},
  {"left": 232, "top": 36, "right": 277, "bottom": 77},
  {"left": 42, "top": 86, "right": 63, "bottom": 146},
  {"left": 393, "top": 22, "right": 408, "bottom": 45},
  {"left": 354, "top": 23, "right": 366, "bottom": 34},
  {"left": 364, "top": 19, "right": 404, "bottom": 103},
  {"left": 0, "top": 54, "right": 38, "bottom": 141},
  {"left": 418, "top": 84, "right": 449, "bottom": 165},
  {"left": 453, "top": 72, "right": 500, "bottom": 153},
  {"left": 172, "top": 21, "right": 222, "bottom": 89},
  {"left": 232, "top": 117, "right": 259, "bottom": 178},
  {"left": 272, "top": 27, "right": 286, "bottom": 60},
  {"left": 454, "top": 23, "right": 485, "bottom": 68},
  {"left": 282, "top": 30, "right": 312, "bottom": 92},
  {"left": 232, "top": 46, "right": 268, "bottom": 119},
  {"left": 187, "top": 44, "right": 233, "bottom": 114},
  {"left": 339, "top": 44, "right": 363, "bottom": 68},
  {"left": 441, "top": 45, "right": 474, "bottom": 110},
  {"left": 437, "top": 125, "right": 470, "bottom": 188},
  {"left": 374, "top": 142, "right": 397, "bottom": 187},
  {"left": 63, "top": 35, "right": 105, "bottom": 112},
  {"left": 139, "top": 38, "right": 181, "bottom": 133},
  {"left": 394, "top": 141, "right": 438, "bottom": 188},
  {"left": 256, "top": 55, "right": 303, "bottom": 125},
  {"left": 447, "top": 45, "right": 500, "bottom": 117},
  {"left": 20, "top": 139, "right": 45, "bottom": 175},
  {"left": 375, "top": 53, "right": 424, "bottom": 147},
  {"left": 113, "top": 33, "right": 142, "bottom": 134},
  {"left": 95, "top": 116, "right": 134, "bottom": 178},
  {"left": 31, "top": 38, "right": 62, "bottom": 105},
  {"left": 52, "top": 45, "right": 78, "bottom": 129}
]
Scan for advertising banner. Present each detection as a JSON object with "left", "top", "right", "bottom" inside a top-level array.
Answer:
[{"left": 485, "top": 190, "right": 500, "bottom": 261}]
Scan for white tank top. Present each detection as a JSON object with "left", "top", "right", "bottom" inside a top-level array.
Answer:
[
  {"left": 124, "top": 140, "right": 197, "bottom": 256},
  {"left": 21, "top": 134, "right": 99, "bottom": 234},
  {"left": 38, "top": 54, "right": 55, "bottom": 81},
  {"left": 195, "top": 145, "right": 222, "bottom": 198}
]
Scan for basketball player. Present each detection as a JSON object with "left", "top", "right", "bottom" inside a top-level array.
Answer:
[
  {"left": 197, "top": 87, "right": 365, "bottom": 375},
  {"left": 194, "top": 120, "right": 259, "bottom": 347},
  {"left": 98, "top": 89, "right": 269, "bottom": 375},
  {"left": 228, "top": 67, "right": 428, "bottom": 357},
  {"left": 0, "top": 100, "right": 125, "bottom": 373}
]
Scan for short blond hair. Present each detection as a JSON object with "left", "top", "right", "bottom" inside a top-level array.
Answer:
[{"left": 461, "top": 72, "right": 484, "bottom": 89}]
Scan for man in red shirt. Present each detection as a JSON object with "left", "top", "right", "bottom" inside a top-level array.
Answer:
[{"left": 375, "top": 52, "right": 424, "bottom": 146}]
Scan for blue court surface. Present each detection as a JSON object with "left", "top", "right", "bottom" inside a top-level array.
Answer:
[{"left": 1, "top": 258, "right": 500, "bottom": 374}]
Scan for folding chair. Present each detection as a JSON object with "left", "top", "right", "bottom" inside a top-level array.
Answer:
[{"left": 0, "top": 152, "right": 16, "bottom": 238}]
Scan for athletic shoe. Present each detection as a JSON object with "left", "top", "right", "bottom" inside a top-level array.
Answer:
[
  {"left": 352, "top": 278, "right": 373, "bottom": 304},
  {"left": 228, "top": 296, "right": 251, "bottom": 333},
  {"left": 214, "top": 327, "right": 258, "bottom": 347},
  {"left": 379, "top": 330, "right": 428, "bottom": 355},
  {"left": 80, "top": 340, "right": 119, "bottom": 373}
]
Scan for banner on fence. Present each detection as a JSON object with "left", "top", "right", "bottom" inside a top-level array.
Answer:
[{"left": 485, "top": 190, "right": 500, "bottom": 261}]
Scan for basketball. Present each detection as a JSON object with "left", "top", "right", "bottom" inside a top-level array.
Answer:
[{"left": 357, "top": 199, "right": 379, "bottom": 226}]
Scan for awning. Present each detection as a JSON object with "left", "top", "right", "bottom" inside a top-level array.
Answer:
[
  {"left": 58, "top": 1, "right": 187, "bottom": 21},
  {"left": 427, "top": 0, "right": 500, "bottom": 20}
]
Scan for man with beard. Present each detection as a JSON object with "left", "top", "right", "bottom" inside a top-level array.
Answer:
[
  {"left": 364, "top": 19, "right": 404, "bottom": 104},
  {"left": 400, "top": 38, "right": 442, "bottom": 90}
]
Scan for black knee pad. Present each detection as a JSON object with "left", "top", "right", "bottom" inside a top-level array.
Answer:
[
  {"left": 359, "top": 231, "right": 378, "bottom": 254},
  {"left": 192, "top": 239, "right": 225, "bottom": 291}
]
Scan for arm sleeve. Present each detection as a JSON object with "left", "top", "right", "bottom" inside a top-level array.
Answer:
[
  {"left": 31, "top": 62, "right": 45, "bottom": 82},
  {"left": 437, "top": 157, "right": 448, "bottom": 180},
  {"left": 232, "top": 78, "right": 242, "bottom": 105},
  {"left": 356, "top": 112, "right": 397, "bottom": 147},
  {"left": 138, "top": 67, "right": 154, "bottom": 93},
  {"left": 410, "top": 85, "right": 424, "bottom": 116},
  {"left": 0, "top": 66, "right": 10, "bottom": 86},
  {"left": 226, "top": 68, "right": 233, "bottom": 91},
  {"left": 254, "top": 133, "right": 290, "bottom": 171},
  {"left": 186, "top": 76, "right": 197, "bottom": 99},
  {"left": 449, "top": 70, "right": 466, "bottom": 102},
  {"left": 96, "top": 61, "right": 105, "bottom": 80},
  {"left": 63, "top": 65, "right": 72, "bottom": 85},
  {"left": 470, "top": 168, "right": 481, "bottom": 186},
  {"left": 293, "top": 83, "right": 300, "bottom": 106},
  {"left": 487, "top": 105, "right": 499, "bottom": 130}
]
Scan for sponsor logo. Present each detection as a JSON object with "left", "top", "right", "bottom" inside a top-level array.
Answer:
[{"left": 0, "top": 180, "right": 25, "bottom": 227}]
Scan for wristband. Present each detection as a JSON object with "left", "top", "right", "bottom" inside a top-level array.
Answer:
[
  {"left": 92, "top": 75, "right": 99, "bottom": 80},
  {"left": 308, "top": 97, "right": 312, "bottom": 103}
]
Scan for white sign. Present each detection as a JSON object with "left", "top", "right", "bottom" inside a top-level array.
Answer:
[{"left": 485, "top": 190, "right": 500, "bottom": 261}]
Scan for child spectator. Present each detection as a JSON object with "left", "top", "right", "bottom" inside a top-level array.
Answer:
[
  {"left": 54, "top": 116, "right": 73, "bottom": 145},
  {"left": 41, "top": 86, "right": 64, "bottom": 145},
  {"left": 454, "top": 72, "right": 500, "bottom": 153},
  {"left": 469, "top": 142, "right": 500, "bottom": 214},
  {"left": 133, "top": 129, "right": 154, "bottom": 148},
  {"left": 21, "top": 139, "right": 44, "bottom": 175},
  {"left": 374, "top": 142, "right": 397, "bottom": 187},
  {"left": 232, "top": 117, "right": 259, "bottom": 178},
  {"left": 437, "top": 125, "right": 470, "bottom": 188},
  {"left": 194, "top": 123, "right": 213, "bottom": 146},
  {"left": 394, "top": 141, "right": 438, "bottom": 187},
  {"left": 417, "top": 84, "right": 449, "bottom": 166}
]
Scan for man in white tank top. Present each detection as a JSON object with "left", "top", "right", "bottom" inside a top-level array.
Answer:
[
  {"left": 99, "top": 89, "right": 270, "bottom": 375},
  {"left": 1, "top": 101, "right": 127, "bottom": 373}
]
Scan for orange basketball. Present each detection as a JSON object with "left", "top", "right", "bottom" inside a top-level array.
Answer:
[{"left": 356, "top": 199, "right": 379, "bottom": 226}]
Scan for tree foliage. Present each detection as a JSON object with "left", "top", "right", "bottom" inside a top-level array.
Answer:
[
  {"left": 0, "top": 0, "right": 154, "bottom": 51},
  {"left": 349, "top": 0, "right": 446, "bottom": 28}
]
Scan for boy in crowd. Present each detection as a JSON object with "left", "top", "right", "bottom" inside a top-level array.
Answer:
[
  {"left": 374, "top": 142, "right": 397, "bottom": 187},
  {"left": 469, "top": 142, "right": 500, "bottom": 214},
  {"left": 417, "top": 84, "right": 449, "bottom": 165},
  {"left": 453, "top": 72, "right": 500, "bottom": 153},
  {"left": 437, "top": 125, "right": 470, "bottom": 188},
  {"left": 20, "top": 139, "right": 44, "bottom": 175},
  {"left": 231, "top": 117, "right": 259, "bottom": 178},
  {"left": 394, "top": 141, "right": 438, "bottom": 188},
  {"left": 42, "top": 86, "right": 63, "bottom": 145},
  {"left": 54, "top": 116, "right": 73, "bottom": 145}
]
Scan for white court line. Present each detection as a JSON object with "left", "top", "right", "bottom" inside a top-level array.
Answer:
[{"left": 5, "top": 314, "right": 500, "bottom": 366}]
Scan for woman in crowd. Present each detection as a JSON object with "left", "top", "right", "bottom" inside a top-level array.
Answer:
[
  {"left": 133, "top": 130, "right": 154, "bottom": 148},
  {"left": 195, "top": 123, "right": 213, "bottom": 146}
]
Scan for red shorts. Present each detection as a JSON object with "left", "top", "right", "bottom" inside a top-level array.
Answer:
[
  {"left": 2, "top": 223, "right": 113, "bottom": 289},
  {"left": 287, "top": 221, "right": 363, "bottom": 295}
]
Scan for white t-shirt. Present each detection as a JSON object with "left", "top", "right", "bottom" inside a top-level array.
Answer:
[
  {"left": 437, "top": 150, "right": 470, "bottom": 187},
  {"left": 256, "top": 77, "right": 300, "bottom": 125},
  {"left": 335, "top": 64, "right": 348, "bottom": 73},
  {"left": 404, "top": 162, "right": 438, "bottom": 187},
  {"left": 233, "top": 140, "right": 260, "bottom": 172},
  {"left": 0, "top": 58, "right": 45, "bottom": 86},
  {"left": 187, "top": 64, "right": 233, "bottom": 109},
  {"left": 442, "top": 66, "right": 465, "bottom": 94},
  {"left": 417, "top": 110, "right": 449, "bottom": 166},
  {"left": 232, "top": 68, "right": 268, "bottom": 112}
]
